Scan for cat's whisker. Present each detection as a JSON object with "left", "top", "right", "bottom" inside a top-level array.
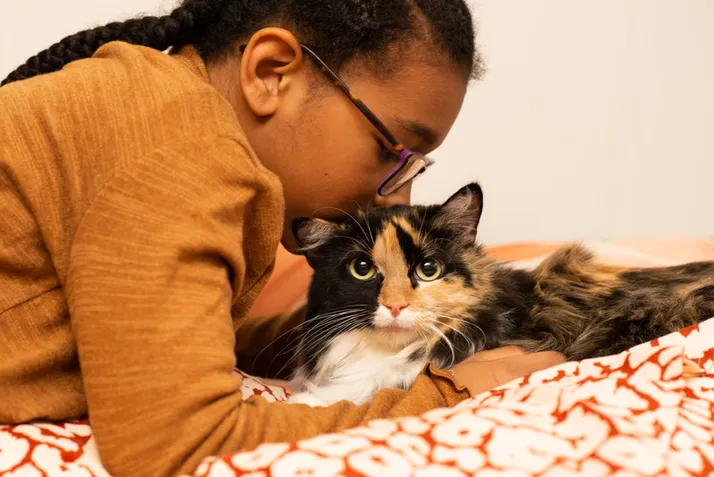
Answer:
[
  {"left": 350, "top": 200, "right": 375, "bottom": 245},
  {"left": 295, "top": 324, "right": 352, "bottom": 358},
  {"left": 433, "top": 319, "right": 474, "bottom": 345},
  {"left": 295, "top": 313, "right": 372, "bottom": 359},
  {"left": 432, "top": 319, "right": 484, "bottom": 360},
  {"left": 290, "top": 313, "right": 369, "bottom": 353},
  {"left": 312, "top": 206, "right": 373, "bottom": 249},
  {"left": 365, "top": 220, "right": 375, "bottom": 246},
  {"left": 427, "top": 243, "right": 460, "bottom": 264},
  {"left": 260, "top": 307, "right": 374, "bottom": 375},
  {"left": 276, "top": 312, "right": 366, "bottom": 356},
  {"left": 437, "top": 316, "right": 487, "bottom": 349},
  {"left": 277, "top": 330, "right": 337, "bottom": 379},
  {"left": 350, "top": 200, "right": 363, "bottom": 216},
  {"left": 365, "top": 199, "right": 376, "bottom": 213},
  {"left": 417, "top": 208, "right": 428, "bottom": 243},
  {"left": 250, "top": 315, "right": 335, "bottom": 372},
  {"left": 414, "top": 326, "right": 429, "bottom": 343},
  {"left": 251, "top": 305, "right": 375, "bottom": 369},
  {"left": 332, "top": 234, "right": 371, "bottom": 253},
  {"left": 282, "top": 317, "right": 371, "bottom": 378},
  {"left": 425, "top": 323, "right": 457, "bottom": 369}
]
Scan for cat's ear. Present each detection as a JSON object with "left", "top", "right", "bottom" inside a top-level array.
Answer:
[
  {"left": 433, "top": 182, "right": 483, "bottom": 244},
  {"left": 292, "top": 217, "right": 343, "bottom": 253}
]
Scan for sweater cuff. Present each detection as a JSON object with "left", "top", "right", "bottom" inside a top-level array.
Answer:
[{"left": 422, "top": 362, "right": 471, "bottom": 407}]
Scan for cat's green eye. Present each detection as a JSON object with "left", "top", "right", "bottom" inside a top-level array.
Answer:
[
  {"left": 416, "top": 259, "right": 443, "bottom": 281},
  {"left": 349, "top": 258, "right": 377, "bottom": 281}
]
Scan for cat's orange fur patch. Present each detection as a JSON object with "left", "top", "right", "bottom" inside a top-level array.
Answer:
[{"left": 373, "top": 222, "right": 413, "bottom": 307}]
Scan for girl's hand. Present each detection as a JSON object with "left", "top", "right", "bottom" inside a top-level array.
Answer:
[{"left": 450, "top": 346, "right": 566, "bottom": 396}]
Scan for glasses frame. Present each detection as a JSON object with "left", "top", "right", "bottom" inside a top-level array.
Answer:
[{"left": 239, "top": 43, "right": 434, "bottom": 196}]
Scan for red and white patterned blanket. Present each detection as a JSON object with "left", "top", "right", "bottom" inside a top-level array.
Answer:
[{"left": 2, "top": 317, "right": 713, "bottom": 477}]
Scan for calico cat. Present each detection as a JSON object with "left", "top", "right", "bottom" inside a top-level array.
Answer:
[{"left": 287, "top": 183, "right": 714, "bottom": 406}]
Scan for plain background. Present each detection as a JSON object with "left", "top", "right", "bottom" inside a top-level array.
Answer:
[{"left": 1, "top": 0, "right": 712, "bottom": 245}]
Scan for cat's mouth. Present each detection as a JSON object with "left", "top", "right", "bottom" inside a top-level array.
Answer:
[
  {"left": 375, "top": 323, "right": 413, "bottom": 333},
  {"left": 372, "top": 305, "right": 420, "bottom": 334}
]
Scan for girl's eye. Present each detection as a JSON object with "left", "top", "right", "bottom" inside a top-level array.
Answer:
[
  {"left": 415, "top": 259, "right": 443, "bottom": 282},
  {"left": 349, "top": 258, "right": 377, "bottom": 280}
]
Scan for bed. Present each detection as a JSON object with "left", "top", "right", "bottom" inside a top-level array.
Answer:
[{"left": 1, "top": 238, "right": 713, "bottom": 476}]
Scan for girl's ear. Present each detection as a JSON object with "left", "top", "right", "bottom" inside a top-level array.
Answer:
[
  {"left": 433, "top": 182, "right": 483, "bottom": 245},
  {"left": 239, "top": 28, "right": 304, "bottom": 117}
]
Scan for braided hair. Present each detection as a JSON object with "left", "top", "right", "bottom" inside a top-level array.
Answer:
[
  {"left": 1, "top": 1, "right": 230, "bottom": 86},
  {"left": 2, "top": 0, "right": 481, "bottom": 86}
]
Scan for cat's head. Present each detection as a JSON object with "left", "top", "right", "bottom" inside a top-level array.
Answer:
[{"left": 292, "top": 183, "right": 498, "bottom": 360}]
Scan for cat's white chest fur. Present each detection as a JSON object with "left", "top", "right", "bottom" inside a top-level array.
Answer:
[{"left": 289, "top": 330, "right": 427, "bottom": 407}]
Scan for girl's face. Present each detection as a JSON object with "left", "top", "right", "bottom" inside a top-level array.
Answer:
[{"left": 209, "top": 29, "right": 468, "bottom": 248}]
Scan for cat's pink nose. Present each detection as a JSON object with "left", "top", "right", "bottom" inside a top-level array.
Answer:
[{"left": 388, "top": 303, "right": 408, "bottom": 318}]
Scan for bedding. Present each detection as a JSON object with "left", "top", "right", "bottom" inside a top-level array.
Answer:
[
  {"left": 1, "top": 238, "right": 713, "bottom": 477},
  {"left": 195, "top": 318, "right": 714, "bottom": 477}
]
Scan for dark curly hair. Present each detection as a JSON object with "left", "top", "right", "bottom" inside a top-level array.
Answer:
[{"left": 1, "top": 0, "right": 482, "bottom": 86}]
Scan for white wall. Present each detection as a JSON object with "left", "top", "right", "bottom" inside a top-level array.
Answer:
[
  {"left": 2, "top": 0, "right": 712, "bottom": 245},
  {"left": 419, "top": 0, "right": 714, "bottom": 244},
  {"left": 0, "top": 0, "right": 173, "bottom": 72}
]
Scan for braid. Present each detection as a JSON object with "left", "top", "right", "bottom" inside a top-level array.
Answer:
[
  {"left": 3, "top": 0, "right": 479, "bottom": 86},
  {"left": 1, "top": 0, "right": 228, "bottom": 86}
]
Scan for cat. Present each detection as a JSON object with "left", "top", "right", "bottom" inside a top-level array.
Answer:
[{"left": 286, "top": 183, "right": 714, "bottom": 406}]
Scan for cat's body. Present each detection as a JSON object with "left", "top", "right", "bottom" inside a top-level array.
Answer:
[
  {"left": 288, "top": 184, "right": 714, "bottom": 406},
  {"left": 509, "top": 246, "right": 714, "bottom": 359}
]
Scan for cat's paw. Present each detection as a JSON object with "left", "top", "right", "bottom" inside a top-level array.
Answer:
[{"left": 287, "top": 391, "right": 329, "bottom": 407}]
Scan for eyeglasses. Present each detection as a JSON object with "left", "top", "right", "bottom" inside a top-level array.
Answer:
[{"left": 239, "top": 43, "right": 434, "bottom": 196}]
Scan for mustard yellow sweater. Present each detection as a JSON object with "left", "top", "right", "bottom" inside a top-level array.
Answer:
[{"left": 0, "top": 42, "right": 468, "bottom": 477}]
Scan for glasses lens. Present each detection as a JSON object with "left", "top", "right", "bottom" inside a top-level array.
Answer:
[{"left": 379, "top": 153, "right": 430, "bottom": 196}]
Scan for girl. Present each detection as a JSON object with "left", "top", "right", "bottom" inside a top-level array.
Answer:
[{"left": 0, "top": 1, "right": 564, "bottom": 475}]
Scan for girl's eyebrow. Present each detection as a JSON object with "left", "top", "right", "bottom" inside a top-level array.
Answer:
[{"left": 394, "top": 117, "right": 438, "bottom": 145}]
